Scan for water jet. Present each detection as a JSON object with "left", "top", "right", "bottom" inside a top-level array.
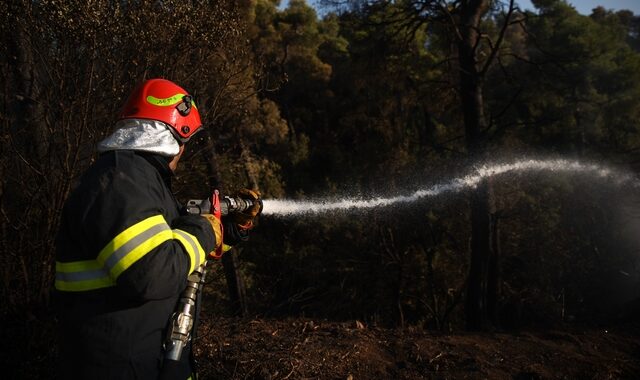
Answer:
[{"left": 261, "top": 158, "right": 639, "bottom": 217}]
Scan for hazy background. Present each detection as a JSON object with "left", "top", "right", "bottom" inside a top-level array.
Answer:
[{"left": 518, "top": 0, "right": 640, "bottom": 14}]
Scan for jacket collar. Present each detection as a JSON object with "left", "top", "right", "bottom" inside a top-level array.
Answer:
[{"left": 137, "top": 152, "right": 174, "bottom": 188}]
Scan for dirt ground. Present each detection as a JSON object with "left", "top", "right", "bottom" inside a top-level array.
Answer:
[{"left": 194, "top": 317, "right": 640, "bottom": 380}]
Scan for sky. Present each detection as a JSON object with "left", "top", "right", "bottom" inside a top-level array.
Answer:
[
  {"left": 516, "top": 0, "right": 640, "bottom": 14},
  {"left": 282, "top": 1, "right": 640, "bottom": 15}
]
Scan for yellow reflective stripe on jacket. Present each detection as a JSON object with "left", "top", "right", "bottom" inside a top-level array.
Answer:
[
  {"left": 55, "top": 260, "right": 113, "bottom": 291},
  {"left": 56, "top": 214, "right": 207, "bottom": 291},
  {"left": 172, "top": 229, "right": 205, "bottom": 274},
  {"left": 97, "top": 214, "right": 173, "bottom": 280}
]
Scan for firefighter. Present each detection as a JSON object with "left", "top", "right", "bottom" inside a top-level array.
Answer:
[{"left": 54, "top": 78, "right": 260, "bottom": 379}]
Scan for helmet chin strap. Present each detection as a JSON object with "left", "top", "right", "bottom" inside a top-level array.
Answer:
[{"left": 169, "top": 122, "right": 204, "bottom": 145}]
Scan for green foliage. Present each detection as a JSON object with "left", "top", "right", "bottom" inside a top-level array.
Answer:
[
  {"left": 238, "top": 0, "right": 640, "bottom": 330},
  {"left": 490, "top": 0, "right": 640, "bottom": 156}
]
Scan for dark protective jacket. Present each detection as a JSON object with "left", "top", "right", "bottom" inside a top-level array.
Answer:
[{"left": 55, "top": 150, "right": 215, "bottom": 380}]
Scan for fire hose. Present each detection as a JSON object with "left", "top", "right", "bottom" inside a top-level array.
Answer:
[{"left": 162, "top": 190, "right": 261, "bottom": 369}]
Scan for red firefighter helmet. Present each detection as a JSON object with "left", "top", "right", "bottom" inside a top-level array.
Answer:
[{"left": 119, "top": 78, "right": 202, "bottom": 142}]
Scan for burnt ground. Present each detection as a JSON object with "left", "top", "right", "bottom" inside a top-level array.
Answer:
[{"left": 194, "top": 317, "right": 640, "bottom": 380}]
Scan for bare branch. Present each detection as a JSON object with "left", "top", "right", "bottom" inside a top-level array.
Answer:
[{"left": 480, "top": 0, "right": 515, "bottom": 76}]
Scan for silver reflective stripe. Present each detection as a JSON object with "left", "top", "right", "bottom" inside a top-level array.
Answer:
[
  {"left": 173, "top": 229, "right": 201, "bottom": 269},
  {"left": 103, "top": 222, "right": 171, "bottom": 272},
  {"left": 56, "top": 268, "right": 109, "bottom": 282}
]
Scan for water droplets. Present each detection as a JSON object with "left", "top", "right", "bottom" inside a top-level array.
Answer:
[{"left": 261, "top": 159, "right": 639, "bottom": 217}]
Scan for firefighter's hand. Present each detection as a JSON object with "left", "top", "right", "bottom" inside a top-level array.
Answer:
[
  {"left": 232, "top": 188, "right": 262, "bottom": 230},
  {"left": 201, "top": 214, "right": 222, "bottom": 251}
]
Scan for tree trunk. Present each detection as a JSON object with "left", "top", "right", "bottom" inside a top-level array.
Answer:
[
  {"left": 8, "top": 2, "right": 47, "bottom": 163},
  {"left": 221, "top": 250, "right": 249, "bottom": 316},
  {"left": 487, "top": 211, "right": 501, "bottom": 326},
  {"left": 203, "top": 131, "right": 249, "bottom": 317},
  {"left": 465, "top": 179, "right": 495, "bottom": 330},
  {"left": 457, "top": 0, "right": 496, "bottom": 331},
  {"left": 6, "top": 0, "right": 50, "bottom": 311}
]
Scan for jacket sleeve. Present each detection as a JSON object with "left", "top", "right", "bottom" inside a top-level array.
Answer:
[
  {"left": 114, "top": 215, "right": 216, "bottom": 301},
  {"left": 80, "top": 155, "right": 215, "bottom": 301}
]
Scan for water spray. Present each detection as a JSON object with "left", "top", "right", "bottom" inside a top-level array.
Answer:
[{"left": 260, "top": 158, "right": 640, "bottom": 217}]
